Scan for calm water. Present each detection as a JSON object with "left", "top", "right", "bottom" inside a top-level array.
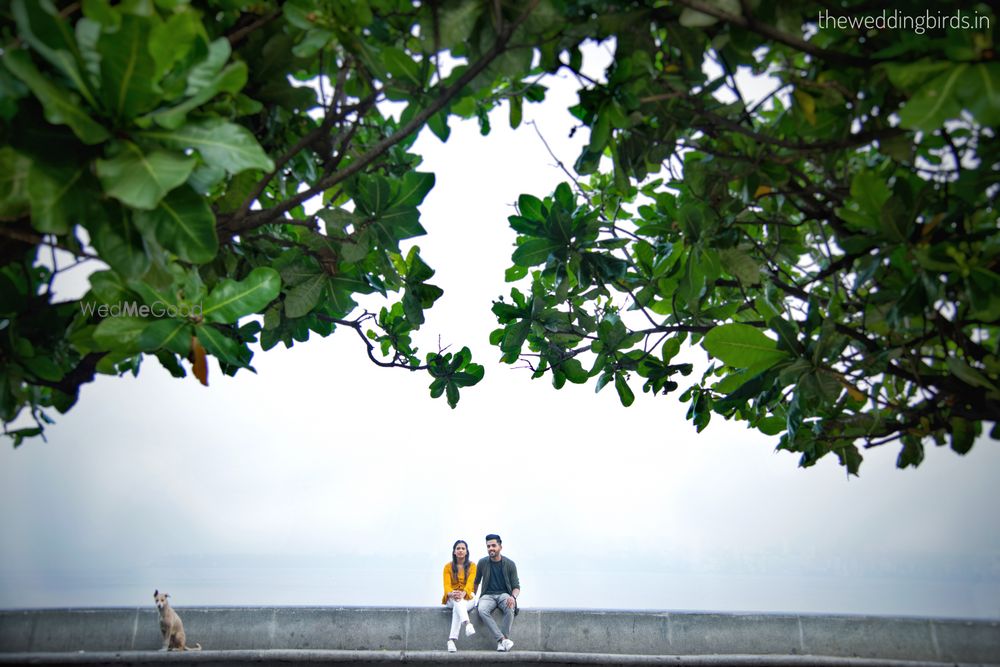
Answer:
[{"left": 2, "top": 567, "right": 997, "bottom": 619}]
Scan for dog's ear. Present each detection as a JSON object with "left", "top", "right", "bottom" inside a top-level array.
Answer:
[{"left": 154, "top": 590, "right": 158, "bottom": 597}]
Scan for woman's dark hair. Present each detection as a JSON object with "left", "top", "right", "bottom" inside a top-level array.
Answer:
[{"left": 451, "top": 540, "right": 471, "bottom": 580}]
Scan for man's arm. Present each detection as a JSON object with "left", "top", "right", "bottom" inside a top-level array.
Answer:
[
  {"left": 507, "top": 561, "right": 520, "bottom": 591},
  {"left": 506, "top": 561, "right": 520, "bottom": 608},
  {"left": 473, "top": 558, "right": 484, "bottom": 594}
]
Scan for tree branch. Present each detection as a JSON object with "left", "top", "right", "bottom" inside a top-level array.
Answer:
[
  {"left": 226, "top": 8, "right": 282, "bottom": 47},
  {"left": 229, "top": 0, "right": 541, "bottom": 233},
  {"left": 315, "top": 312, "right": 429, "bottom": 371}
]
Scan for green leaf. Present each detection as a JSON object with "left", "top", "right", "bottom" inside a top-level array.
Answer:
[
  {"left": 82, "top": 0, "right": 120, "bottom": 27},
  {"left": 436, "top": 0, "right": 480, "bottom": 48},
  {"left": 559, "top": 358, "right": 589, "bottom": 384},
  {"left": 340, "top": 231, "right": 370, "bottom": 264},
  {"left": 86, "top": 203, "right": 150, "bottom": 278},
  {"left": 292, "top": 28, "right": 333, "bottom": 58},
  {"left": 155, "top": 349, "right": 187, "bottom": 378},
  {"left": 284, "top": 273, "right": 326, "bottom": 318},
  {"left": 427, "top": 110, "right": 450, "bottom": 141},
  {"left": 195, "top": 323, "right": 247, "bottom": 367},
  {"left": 2, "top": 49, "right": 109, "bottom": 145},
  {"left": 719, "top": 248, "right": 761, "bottom": 286},
  {"left": 393, "top": 171, "right": 435, "bottom": 207},
  {"left": 501, "top": 319, "right": 530, "bottom": 362},
  {"left": 93, "top": 316, "right": 152, "bottom": 352},
  {"left": 0, "top": 148, "right": 31, "bottom": 220},
  {"left": 98, "top": 14, "right": 162, "bottom": 120},
  {"left": 150, "top": 39, "right": 247, "bottom": 129},
  {"left": 614, "top": 373, "right": 635, "bottom": 406},
  {"left": 553, "top": 182, "right": 575, "bottom": 211},
  {"left": 137, "top": 318, "right": 192, "bottom": 356},
  {"left": 703, "top": 323, "right": 790, "bottom": 369},
  {"left": 838, "top": 170, "right": 891, "bottom": 231},
  {"left": 88, "top": 270, "right": 132, "bottom": 304},
  {"left": 357, "top": 175, "right": 392, "bottom": 215},
  {"left": 946, "top": 357, "right": 1000, "bottom": 394},
  {"left": 7, "top": 427, "right": 44, "bottom": 448},
  {"left": 897, "top": 64, "right": 967, "bottom": 133},
  {"left": 509, "top": 95, "right": 523, "bottom": 129},
  {"left": 27, "top": 161, "right": 91, "bottom": 234},
  {"left": 445, "top": 380, "right": 460, "bottom": 407},
  {"left": 962, "top": 63, "right": 1000, "bottom": 128},
  {"left": 505, "top": 264, "right": 528, "bottom": 282},
  {"left": 512, "top": 238, "right": 561, "bottom": 266},
  {"left": 382, "top": 46, "right": 422, "bottom": 87},
  {"left": 96, "top": 144, "right": 196, "bottom": 210},
  {"left": 896, "top": 438, "right": 924, "bottom": 469},
  {"left": 405, "top": 247, "right": 436, "bottom": 283},
  {"left": 518, "top": 194, "right": 544, "bottom": 222},
  {"left": 21, "top": 355, "right": 64, "bottom": 382},
  {"left": 11, "top": 0, "right": 99, "bottom": 108},
  {"left": 203, "top": 267, "right": 281, "bottom": 324},
  {"left": 834, "top": 444, "right": 863, "bottom": 476},
  {"left": 148, "top": 7, "right": 202, "bottom": 78},
  {"left": 133, "top": 185, "right": 217, "bottom": 264},
  {"left": 679, "top": 5, "right": 722, "bottom": 27},
  {"left": 369, "top": 206, "right": 426, "bottom": 250},
  {"left": 949, "top": 418, "right": 976, "bottom": 455},
  {"left": 590, "top": 104, "right": 614, "bottom": 149},
  {"left": 139, "top": 118, "right": 275, "bottom": 175},
  {"left": 883, "top": 60, "right": 953, "bottom": 92}
]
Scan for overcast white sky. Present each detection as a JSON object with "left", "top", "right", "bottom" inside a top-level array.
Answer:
[{"left": 1, "top": 42, "right": 998, "bottom": 619}]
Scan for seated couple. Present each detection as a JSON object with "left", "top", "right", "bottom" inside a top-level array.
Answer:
[{"left": 441, "top": 533, "right": 520, "bottom": 653}]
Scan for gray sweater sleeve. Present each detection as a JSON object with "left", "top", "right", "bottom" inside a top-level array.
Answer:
[{"left": 506, "top": 559, "right": 520, "bottom": 592}]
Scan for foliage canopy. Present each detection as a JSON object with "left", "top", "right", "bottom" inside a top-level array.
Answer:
[{"left": 1, "top": 0, "right": 997, "bottom": 473}]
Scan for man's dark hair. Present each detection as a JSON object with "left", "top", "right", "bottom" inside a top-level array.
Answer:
[{"left": 485, "top": 533, "right": 502, "bottom": 544}]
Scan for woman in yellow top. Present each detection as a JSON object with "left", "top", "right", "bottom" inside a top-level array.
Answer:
[{"left": 441, "top": 539, "right": 477, "bottom": 652}]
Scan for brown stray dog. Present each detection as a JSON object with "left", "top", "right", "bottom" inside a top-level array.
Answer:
[{"left": 153, "top": 590, "right": 202, "bottom": 651}]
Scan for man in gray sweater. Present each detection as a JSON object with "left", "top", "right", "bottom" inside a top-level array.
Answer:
[{"left": 474, "top": 533, "right": 520, "bottom": 652}]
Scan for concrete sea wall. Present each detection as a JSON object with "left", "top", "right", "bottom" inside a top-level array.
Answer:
[{"left": 1, "top": 607, "right": 998, "bottom": 665}]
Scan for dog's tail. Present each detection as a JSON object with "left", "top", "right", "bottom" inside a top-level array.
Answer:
[{"left": 184, "top": 643, "right": 202, "bottom": 651}]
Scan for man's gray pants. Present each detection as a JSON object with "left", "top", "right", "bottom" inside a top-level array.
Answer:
[{"left": 477, "top": 594, "right": 514, "bottom": 642}]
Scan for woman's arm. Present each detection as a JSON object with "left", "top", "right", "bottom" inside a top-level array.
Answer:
[
  {"left": 464, "top": 563, "right": 477, "bottom": 599},
  {"left": 442, "top": 564, "right": 452, "bottom": 603}
]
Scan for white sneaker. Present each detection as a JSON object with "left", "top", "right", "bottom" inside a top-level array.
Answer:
[
  {"left": 501, "top": 638, "right": 514, "bottom": 652},
  {"left": 447, "top": 639, "right": 456, "bottom": 652},
  {"left": 464, "top": 623, "right": 476, "bottom": 637},
  {"left": 496, "top": 640, "right": 505, "bottom": 652}
]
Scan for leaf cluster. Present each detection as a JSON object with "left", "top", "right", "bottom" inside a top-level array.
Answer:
[{"left": 492, "top": 0, "right": 1000, "bottom": 474}]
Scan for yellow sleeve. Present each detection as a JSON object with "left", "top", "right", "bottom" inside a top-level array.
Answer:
[
  {"left": 442, "top": 564, "right": 451, "bottom": 604},
  {"left": 464, "top": 562, "right": 477, "bottom": 600}
]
